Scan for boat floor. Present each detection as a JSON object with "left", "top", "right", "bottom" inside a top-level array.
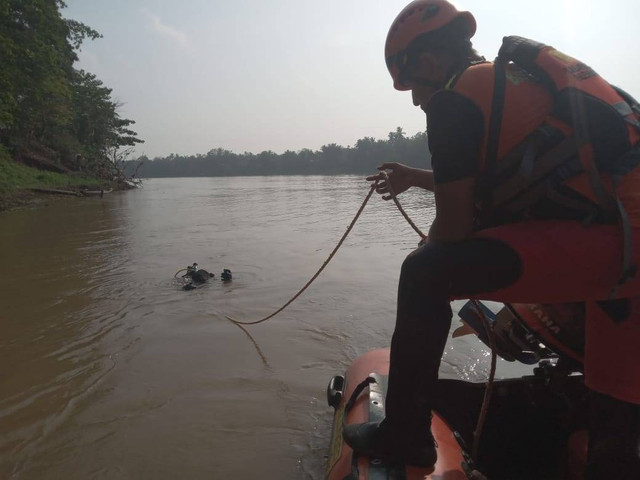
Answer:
[
  {"left": 432, "top": 374, "right": 588, "bottom": 479},
  {"left": 338, "top": 373, "right": 588, "bottom": 479}
]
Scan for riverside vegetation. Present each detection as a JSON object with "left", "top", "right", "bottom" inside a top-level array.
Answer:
[
  {"left": 1, "top": 1, "right": 432, "bottom": 211},
  {"left": 126, "top": 127, "right": 432, "bottom": 178},
  {"left": 0, "top": 0, "right": 143, "bottom": 211}
]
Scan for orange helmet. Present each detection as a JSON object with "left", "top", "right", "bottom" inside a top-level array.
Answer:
[{"left": 385, "top": 0, "right": 476, "bottom": 91}]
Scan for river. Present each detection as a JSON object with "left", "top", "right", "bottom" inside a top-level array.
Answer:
[{"left": 0, "top": 176, "right": 522, "bottom": 479}]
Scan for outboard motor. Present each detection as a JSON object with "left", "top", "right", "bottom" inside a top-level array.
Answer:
[{"left": 458, "top": 301, "right": 585, "bottom": 366}]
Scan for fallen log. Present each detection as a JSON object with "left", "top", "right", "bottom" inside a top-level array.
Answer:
[
  {"left": 81, "top": 188, "right": 112, "bottom": 197},
  {"left": 30, "top": 188, "right": 82, "bottom": 197}
]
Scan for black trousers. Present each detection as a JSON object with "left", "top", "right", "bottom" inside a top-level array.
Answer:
[{"left": 385, "top": 237, "right": 640, "bottom": 477}]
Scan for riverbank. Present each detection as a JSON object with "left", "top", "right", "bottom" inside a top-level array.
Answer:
[{"left": 0, "top": 157, "right": 112, "bottom": 213}]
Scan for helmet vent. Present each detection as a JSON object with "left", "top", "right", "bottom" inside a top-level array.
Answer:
[{"left": 421, "top": 4, "right": 440, "bottom": 22}]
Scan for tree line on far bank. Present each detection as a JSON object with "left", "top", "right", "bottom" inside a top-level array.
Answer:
[
  {"left": 127, "top": 128, "right": 431, "bottom": 178},
  {"left": 0, "top": 0, "right": 142, "bottom": 181}
]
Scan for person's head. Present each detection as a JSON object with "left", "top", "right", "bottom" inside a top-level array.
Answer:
[{"left": 385, "top": 0, "right": 478, "bottom": 107}]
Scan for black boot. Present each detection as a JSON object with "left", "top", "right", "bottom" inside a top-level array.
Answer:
[{"left": 342, "top": 418, "right": 437, "bottom": 467}]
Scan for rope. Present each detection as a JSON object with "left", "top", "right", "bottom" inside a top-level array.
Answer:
[
  {"left": 226, "top": 172, "right": 426, "bottom": 326},
  {"left": 174, "top": 268, "right": 188, "bottom": 278},
  {"left": 386, "top": 178, "right": 427, "bottom": 241},
  {"left": 470, "top": 299, "right": 498, "bottom": 464},
  {"left": 226, "top": 178, "right": 380, "bottom": 325},
  {"left": 225, "top": 170, "right": 497, "bottom": 467}
]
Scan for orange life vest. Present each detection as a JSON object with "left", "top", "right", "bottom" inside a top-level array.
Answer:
[{"left": 447, "top": 37, "right": 640, "bottom": 286}]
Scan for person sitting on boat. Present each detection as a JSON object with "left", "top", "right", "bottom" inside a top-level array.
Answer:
[{"left": 342, "top": 1, "right": 640, "bottom": 477}]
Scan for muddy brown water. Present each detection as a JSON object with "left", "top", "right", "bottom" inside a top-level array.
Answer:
[{"left": 0, "top": 177, "right": 526, "bottom": 479}]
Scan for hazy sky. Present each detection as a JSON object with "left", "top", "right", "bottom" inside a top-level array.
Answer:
[{"left": 63, "top": 0, "right": 640, "bottom": 159}]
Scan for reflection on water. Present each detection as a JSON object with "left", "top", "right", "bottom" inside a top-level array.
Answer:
[{"left": 0, "top": 176, "right": 520, "bottom": 479}]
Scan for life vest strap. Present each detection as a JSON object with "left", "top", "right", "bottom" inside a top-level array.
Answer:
[
  {"left": 612, "top": 85, "right": 640, "bottom": 125},
  {"left": 491, "top": 136, "right": 583, "bottom": 209},
  {"left": 479, "top": 125, "right": 567, "bottom": 195},
  {"left": 581, "top": 147, "right": 618, "bottom": 214},
  {"left": 484, "top": 60, "right": 507, "bottom": 176},
  {"left": 480, "top": 60, "right": 508, "bottom": 216},
  {"left": 545, "top": 188, "right": 600, "bottom": 220},
  {"left": 612, "top": 102, "right": 640, "bottom": 130},
  {"left": 612, "top": 101, "right": 635, "bottom": 117},
  {"left": 611, "top": 176, "right": 637, "bottom": 297}
]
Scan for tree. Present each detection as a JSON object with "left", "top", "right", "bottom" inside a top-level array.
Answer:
[
  {"left": 388, "top": 127, "right": 406, "bottom": 145},
  {"left": 70, "top": 70, "right": 115, "bottom": 162},
  {"left": 0, "top": 0, "right": 143, "bottom": 180},
  {"left": 126, "top": 127, "right": 429, "bottom": 178},
  {"left": 0, "top": 0, "right": 75, "bottom": 148},
  {"left": 320, "top": 143, "right": 346, "bottom": 173}
]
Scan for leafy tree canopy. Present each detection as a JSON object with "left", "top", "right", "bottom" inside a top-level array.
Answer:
[
  {"left": 0, "top": 0, "right": 143, "bottom": 179},
  {"left": 126, "top": 129, "right": 431, "bottom": 178}
]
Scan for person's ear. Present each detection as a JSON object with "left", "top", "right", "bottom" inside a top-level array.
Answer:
[{"left": 416, "top": 51, "right": 439, "bottom": 75}]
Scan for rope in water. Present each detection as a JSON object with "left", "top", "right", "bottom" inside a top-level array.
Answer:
[
  {"left": 226, "top": 179, "right": 379, "bottom": 326},
  {"left": 225, "top": 173, "right": 426, "bottom": 326},
  {"left": 174, "top": 268, "right": 188, "bottom": 278},
  {"left": 225, "top": 170, "right": 497, "bottom": 466}
]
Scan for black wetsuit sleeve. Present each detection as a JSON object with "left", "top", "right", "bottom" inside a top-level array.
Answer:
[{"left": 426, "top": 90, "right": 484, "bottom": 185}]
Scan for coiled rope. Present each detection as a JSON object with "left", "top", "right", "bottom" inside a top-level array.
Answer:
[{"left": 224, "top": 170, "right": 497, "bottom": 465}]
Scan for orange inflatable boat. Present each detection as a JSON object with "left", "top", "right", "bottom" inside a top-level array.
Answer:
[{"left": 325, "top": 301, "right": 589, "bottom": 480}]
